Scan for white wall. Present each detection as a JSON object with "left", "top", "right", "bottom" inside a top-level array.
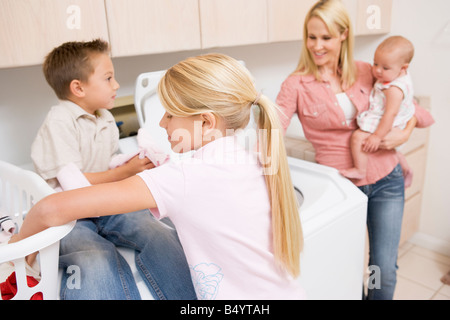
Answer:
[
  {"left": 390, "top": 0, "right": 450, "bottom": 253},
  {"left": 0, "top": 0, "right": 448, "bottom": 253}
]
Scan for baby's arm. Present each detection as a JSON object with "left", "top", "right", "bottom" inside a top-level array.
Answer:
[
  {"left": 363, "top": 86, "right": 404, "bottom": 153},
  {"left": 84, "top": 155, "right": 155, "bottom": 185}
]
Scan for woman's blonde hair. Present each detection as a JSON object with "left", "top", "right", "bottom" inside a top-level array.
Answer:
[
  {"left": 295, "top": 0, "right": 357, "bottom": 89},
  {"left": 158, "top": 53, "right": 303, "bottom": 278}
]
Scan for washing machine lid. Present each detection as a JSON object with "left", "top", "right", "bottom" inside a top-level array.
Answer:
[{"left": 288, "top": 157, "right": 367, "bottom": 224}]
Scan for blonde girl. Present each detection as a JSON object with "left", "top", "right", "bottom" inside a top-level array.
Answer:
[{"left": 13, "top": 53, "right": 304, "bottom": 300}]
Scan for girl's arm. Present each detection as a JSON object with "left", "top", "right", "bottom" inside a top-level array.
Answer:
[{"left": 11, "top": 175, "right": 156, "bottom": 242}]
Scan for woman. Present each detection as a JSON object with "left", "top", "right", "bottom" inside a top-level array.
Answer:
[{"left": 276, "top": 0, "right": 433, "bottom": 299}]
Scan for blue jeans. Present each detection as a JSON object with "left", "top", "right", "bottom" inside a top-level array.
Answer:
[
  {"left": 58, "top": 210, "right": 197, "bottom": 300},
  {"left": 358, "top": 164, "right": 405, "bottom": 300}
]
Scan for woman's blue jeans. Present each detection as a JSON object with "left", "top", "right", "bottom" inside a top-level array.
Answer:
[
  {"left": 58, "top": 210, "right": 197, "bottom": 300},
  {"left": 358, "top": 164, "right": 405, "bottom": 300}
]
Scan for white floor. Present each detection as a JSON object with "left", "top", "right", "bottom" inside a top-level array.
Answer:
[{"left": 394, "top": 242, "right": 450, "bottom": 300}]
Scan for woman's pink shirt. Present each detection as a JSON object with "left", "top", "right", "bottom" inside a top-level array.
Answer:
[{"left": 276, "top": 61, "right": 434, "bottom": 186}]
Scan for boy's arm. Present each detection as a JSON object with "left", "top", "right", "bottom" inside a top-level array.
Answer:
[{"left": 84, "top": 155, "right": 155, "bottom": 185}]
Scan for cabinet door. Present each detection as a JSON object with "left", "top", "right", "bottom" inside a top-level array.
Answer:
[
  {"left": 200, "top": 0, "right": 267, "bottom": 48},
  {"left": 105, "top": 0, "right": 201, "bottom": 57},
  {"left": 342, "top": 0, "right": 392, "bottom": 36},
  {"left": 0, "top": 0, "right": 109, "bottom": 68},
  {"left": 268, "top": 0, "right": 316, "bottom": 42}
]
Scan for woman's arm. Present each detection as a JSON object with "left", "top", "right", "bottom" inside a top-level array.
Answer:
[
  {"left": 276, "top": 77, "right": 300, "bottom": 133},
  {"left": 11, "top": 175, "right": 156, "bottom": 242},
  {"left": 379, "top": 99, "right": 434, "bottom": 150},
  {"left": 379, "top": 115, "right": 417, "bottom": 150}
]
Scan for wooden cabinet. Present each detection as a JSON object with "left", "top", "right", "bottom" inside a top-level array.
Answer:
[
  {"left": 0, "top": 0, "right": 394, "bottom": 69},
  {"left": 0, "top": 0, "right": 109, "bottom": 68},
  {"left": 269, "top": 0, "right": 392, "bottom": 42},
  {"left": 105, "top": 0, "right": 201, "bottom": 57},
  {"left": 267, "top": 0, "right": 316, "bottom": 42},
  {"left": 399, "top": 96, "right": 431, "bottom": 245},
  {"left": 199, "top": 0, "right": 267, "bottom": 48},
  {"left": 342, "top": 0, "right": 392, "bottom": 36}
]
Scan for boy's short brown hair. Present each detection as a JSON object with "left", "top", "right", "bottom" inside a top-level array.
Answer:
[{"left": 43, "top": 39, "right": 110, "bottom": 100}]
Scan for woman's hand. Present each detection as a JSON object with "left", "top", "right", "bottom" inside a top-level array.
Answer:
[
  {"left": 379, "top": 128, "right": 408, "bottom": 150},
  {"left": 379, "top": 116, "right": 417, "bottom": 150}
]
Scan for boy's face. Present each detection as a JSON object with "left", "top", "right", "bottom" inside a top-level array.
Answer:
[{"left": 81, "top": 53, "right": 120, "bottom": 114}]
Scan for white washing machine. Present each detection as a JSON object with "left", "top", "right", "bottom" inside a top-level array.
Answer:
[{"left": 117, "top": 71, "right": 368, "bottom": 300}]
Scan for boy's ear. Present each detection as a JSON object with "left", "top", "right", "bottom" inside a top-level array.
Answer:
[
  {"left": 69, "top": 79, "right": 85, "bottom": 98},
  {"left": 402, "top": 63, "right": 410, "bottom": 71}
]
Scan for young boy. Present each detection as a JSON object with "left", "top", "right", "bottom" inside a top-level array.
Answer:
[{"left": 31, "top": 39, "right": 196, "bottom": 300}]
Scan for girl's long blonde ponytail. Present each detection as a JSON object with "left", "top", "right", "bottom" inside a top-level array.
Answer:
[{"left": 255, "top": 94, "right": 303, "bottom": 278}]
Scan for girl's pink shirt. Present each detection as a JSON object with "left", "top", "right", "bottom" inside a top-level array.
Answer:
[{"left": 276, "top": 61, "right": 434, "bottom": 186}]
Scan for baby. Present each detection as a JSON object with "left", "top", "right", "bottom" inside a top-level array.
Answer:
[{"left": 341, "top": 36, "right": 415, "bottom": 186}]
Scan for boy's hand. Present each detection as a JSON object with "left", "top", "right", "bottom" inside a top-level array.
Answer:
[
  {"left": 362, "top": 134, "right": 381, "bottom": 153},
  {"left": 123, "top": 154, "right": 155, "bottom": 176}
]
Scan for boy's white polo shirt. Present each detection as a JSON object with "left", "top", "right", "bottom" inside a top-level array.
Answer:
[{"left": 31, "top": 100, "right": 119, "bottom": 188}]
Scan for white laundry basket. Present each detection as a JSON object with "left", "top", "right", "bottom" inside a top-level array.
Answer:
[{"left": 0, "top": 160, "right": 75, "bottom": 300}]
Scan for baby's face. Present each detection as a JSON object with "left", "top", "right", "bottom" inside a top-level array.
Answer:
[{"left": 372, "top": 48, "right": 407, "bottom": 83}]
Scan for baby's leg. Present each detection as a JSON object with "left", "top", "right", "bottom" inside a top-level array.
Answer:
[{"left": 340, "top": 129, "right": 371, "bottom": 180}]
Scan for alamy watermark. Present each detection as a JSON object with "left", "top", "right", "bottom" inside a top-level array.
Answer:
[
  {"left": 367, "top": 265, "right": 381, "bottom": 290},
  {"left": 66, "top": 5, "right": 81, "bottom": 30},
  {"left": 366, "top": 5, "right": 383, "bottom": 31},
  {"left": 66, "top": 265, "right": 81, "bottom": 290}
]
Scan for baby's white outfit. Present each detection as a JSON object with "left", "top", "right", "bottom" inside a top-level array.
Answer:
[{"left": 357, "top": 72, "right": 415, "bottom": 133}]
